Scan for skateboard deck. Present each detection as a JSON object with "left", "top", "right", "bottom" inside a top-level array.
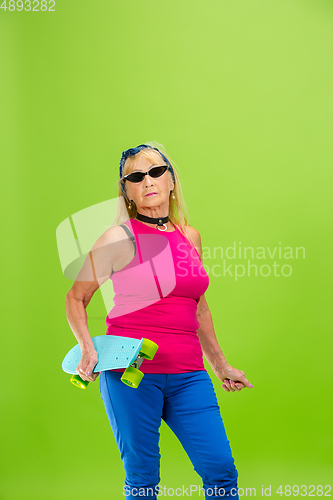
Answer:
[{"left": 62, "top": 335, "right": 158, "bottom": 389}]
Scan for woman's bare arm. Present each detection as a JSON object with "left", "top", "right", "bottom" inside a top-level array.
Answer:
[
  {"left": 186, "top": 225, "right": 253, "bottom": 392},
  {"left": 65, "top": 225, "right": 133, "bottom": 381},
  {"left": 196, "top": 295, "right": 229, "bottom": 372}
]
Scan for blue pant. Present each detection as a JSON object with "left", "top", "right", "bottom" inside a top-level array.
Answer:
[{"left": 100, "top": 370, "right": 239, "bottom": 499}]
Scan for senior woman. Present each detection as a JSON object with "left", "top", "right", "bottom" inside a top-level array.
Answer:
[{"left": 65, "top": 143, "right": 253, "bottom": 500}]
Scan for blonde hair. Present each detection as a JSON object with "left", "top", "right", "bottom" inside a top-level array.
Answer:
[{"left": 111, "top": 141, "right": 195, "bottom": 248}]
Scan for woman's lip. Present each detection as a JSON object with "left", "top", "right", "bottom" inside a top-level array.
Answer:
[{"left": 145, "top": 192, "right": 158, "bottom": 197}]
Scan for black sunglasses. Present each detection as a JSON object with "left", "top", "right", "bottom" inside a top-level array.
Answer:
[{"left": 122, "top": 165, "right": 169, "bottom": 183}]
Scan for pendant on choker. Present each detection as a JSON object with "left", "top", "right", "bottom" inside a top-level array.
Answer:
[{"left": 136, "top": 212, "right": 169, "bottom": 231}]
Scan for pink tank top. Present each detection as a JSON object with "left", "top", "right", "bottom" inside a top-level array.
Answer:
[{"left": 105, "top": 218, "right": 210, "bottom": 373}]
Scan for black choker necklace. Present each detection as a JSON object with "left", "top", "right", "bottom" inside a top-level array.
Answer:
[{"left": 136, "top": 212, "right": 169, "bottom": 232}]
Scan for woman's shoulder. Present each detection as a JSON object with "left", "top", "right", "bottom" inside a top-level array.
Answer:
[
  {"left": 99, "top": 223, "right": 133, "bottom": 244},
  {"left": 98, "top": 224, "right": 136, "bottom": 273},
  {"left": 182, "top": 225, "right": 203, "bottom": 260},
  {"left": 183, "top": 224, "right": 201, "bottom": 242}
]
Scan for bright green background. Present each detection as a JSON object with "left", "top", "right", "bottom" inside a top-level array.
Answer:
[{"left": 1, "top": 0, "right": 332, "bottom": 499}]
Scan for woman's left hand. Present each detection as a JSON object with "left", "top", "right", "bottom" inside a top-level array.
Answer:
[{"left": 215, "top": 364, "right": 253, "bottom": 392}]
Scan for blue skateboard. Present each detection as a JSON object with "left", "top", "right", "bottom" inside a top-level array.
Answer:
[{"left": 62, "top": 335, "right": 158, "bottom": 389}]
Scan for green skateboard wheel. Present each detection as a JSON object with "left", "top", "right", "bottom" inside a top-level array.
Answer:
[
  {"left": 70, "top": 374, "right": 89, "bottom": 389},
  {"left": 121, "top": 367, "right": 144, "bottom": 388},
  {"left": 139, "top": 338, "right": 158, "bottom": 360}
]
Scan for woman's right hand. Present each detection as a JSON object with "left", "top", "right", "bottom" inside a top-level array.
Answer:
[{"left": 76, "top": 348, "right": 100, "bottom": 382}]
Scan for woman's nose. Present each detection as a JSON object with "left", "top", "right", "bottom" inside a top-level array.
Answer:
[{"left": 144, "top": 174, "right": 154, "bottom": 186}]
